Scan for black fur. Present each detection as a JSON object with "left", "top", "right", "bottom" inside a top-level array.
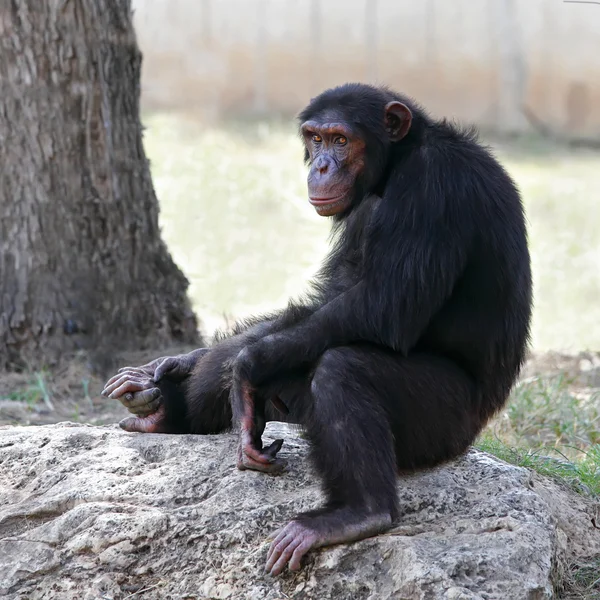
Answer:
[{"left": 162, "top": 83, "right": 532, "bottom": 553}]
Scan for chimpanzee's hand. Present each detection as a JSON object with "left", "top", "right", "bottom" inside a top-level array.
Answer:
[
  {"left": 233, "top": 345, "right": 286, "bottom": 474},
  {"left": 101, "top": 348, "right": 210, "bottom": 418},
  {"left": 151, "top": 348, "right": 211, "bottom": 382}
]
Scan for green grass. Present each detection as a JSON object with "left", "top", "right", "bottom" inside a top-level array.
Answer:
[
  {"left": 1, "top": 366, "right": 94, "bottom": 422},
  {"left": 7, "top": 370, "right": 53, "bottom": 410},
  {"left": 504, "top": 374, "right": 599, "bottom": 451},
  {"left": 481, "top": 370, "right": 600, "bottom": 496},
  {"left": 564, "top": 557, "right": 600, "bottom": 600},
  {"left": 477, "top": 435, "right": 600, "bottom": 497}
]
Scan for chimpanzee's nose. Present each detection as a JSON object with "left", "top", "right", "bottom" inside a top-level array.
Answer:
[{"left": 315, "top": 155, "right": 329, "bottom": 175}]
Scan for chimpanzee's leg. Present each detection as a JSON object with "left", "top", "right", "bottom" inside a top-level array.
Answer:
[
  {"left": 159, "top": 306, "right": 318, "bottom": 434},
  {"left": 156, "top": 324, "right": 303, "bottom": 435},
  {"left": 110, "top": 306, "right": 318, "bottom": 434},
  {"left": 231, "top": 371, "right": 308, "bottom": 474},
  {"left": 265, "top": 345, "right": 481, "bottom": 576}
]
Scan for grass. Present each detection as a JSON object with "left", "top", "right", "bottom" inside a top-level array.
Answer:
[
  {"left": 0, "top": 360, "right": 112, "bottom": 425},
  {"left": 476, "top": 436, "right": 600, "bottom": 496},
  {"left": 499, "top": 373, "right": 599, "bottom": 452},
  {"left": 7, "top": 370, "right": 52, "bottom": 410},
  {"left": 564, "top": 557, "right": 600, "bottom": 600},
  {"left": 479, "top": 368, "right": 600, "bottom": 498}
]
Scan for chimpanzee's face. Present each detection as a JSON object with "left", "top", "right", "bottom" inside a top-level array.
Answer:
[
  {"left": 301, "top": 115, "right": 366, "bottom": 217},
  {"left": 301, "top": 101, "right": 412, "bottom": 217}
]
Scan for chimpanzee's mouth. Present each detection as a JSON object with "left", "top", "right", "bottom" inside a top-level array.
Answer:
[{"left": 309, "top": 195, "right": 349, "bottom": 210}]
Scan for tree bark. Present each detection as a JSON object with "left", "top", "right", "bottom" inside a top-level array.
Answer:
[{"left": 0, "top": 0, "right": 200, "bottom": 371}]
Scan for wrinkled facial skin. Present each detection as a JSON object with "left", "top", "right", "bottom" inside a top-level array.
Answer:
[
  {"left": 301, "top": 120, "right": 366, "bottom": 217},
  {"left": 301, "top": 101, "right": 412, "bottom": 218}
]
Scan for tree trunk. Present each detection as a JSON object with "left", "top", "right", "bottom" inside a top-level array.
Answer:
[{"left": 0, "top": 0, "right": 200, "bottom": 371}]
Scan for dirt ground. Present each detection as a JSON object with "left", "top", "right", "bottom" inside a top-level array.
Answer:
[{"left": 0, "top": 344, "right": 198, "bottom": 428}]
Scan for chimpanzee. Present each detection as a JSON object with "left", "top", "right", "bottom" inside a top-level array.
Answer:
[{"left": 102, "top": 83, "right": 532, "bottom": 576}]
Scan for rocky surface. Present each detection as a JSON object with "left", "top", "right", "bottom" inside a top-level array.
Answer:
[{"left": 0, "top": 422, "right": 598, "bottom": 600}]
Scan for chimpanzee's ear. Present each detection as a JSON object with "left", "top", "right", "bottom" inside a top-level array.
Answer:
[{"left": 384, "top": 101, "right": 412, "bottom": 142}]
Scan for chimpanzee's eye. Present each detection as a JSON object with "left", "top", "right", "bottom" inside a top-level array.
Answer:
[
  {"left": 335, "top": 136, "right": 348, "bottom": 146},
  {"left": 312, "top": 134, "right": 323, "bottom": 143}
]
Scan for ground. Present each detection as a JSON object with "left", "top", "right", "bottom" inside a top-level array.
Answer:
[{"left": 3, "top": 422, "right": 598, "bottom": 600}]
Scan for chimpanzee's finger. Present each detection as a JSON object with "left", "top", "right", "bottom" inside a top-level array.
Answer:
[
  {"left": 102, "top": 373, "right": 132, "bottom": 397},
  {"left": 119, "top": 415, "right": 156, "bottom": 432},
  {"left": 102, "top": 373, "right": 152, "bottom": 397},
  {"left": 121, "top": 387, "right": 161, "bottom": 410},
  {"left": 153, "top": 357, "right": 180, "bottom": 382},
  {"left": 262, "top": 439, "right": 284, "bottom": 460},
  {"left": 125, "top": 399, "right": 161, "bottom": 418},
  {"left": 238, "top": 453, "right": 287, "bottom": 474},
  {"left": 117, "top": 365, "right": 142, "bottom": 374},
  {"left": 103, "top": 372, "right": 127, "bottom": 391},
  {"left": 119, "top": 404, "right": 167, "bottom": 433},
  {"left": 104, "top": 368, "right": 150, "bottom": 389},
  {"left": 117, "top": 357, "right": 164, "bottom": 375},
  {"left": 105, "top": 378, "right": 153, "bottom": 399},
  {"left": 116, "top": 368, "right": 152, "bottom": 377},
  {"left": 237, "top": 435, "right": 287, "bottom": 474}
]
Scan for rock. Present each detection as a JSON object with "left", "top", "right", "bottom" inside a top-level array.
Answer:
[{"left": 0, "top": 423, "right": 597, "bottom": 600}]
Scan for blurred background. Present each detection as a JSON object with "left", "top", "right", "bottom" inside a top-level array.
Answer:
[{"left": 131, "top": 0, "right": 600, "bottom": 352}]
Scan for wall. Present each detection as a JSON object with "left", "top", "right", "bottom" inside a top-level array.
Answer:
[{"left": 132, "top": 0, "right": 600, "bottom": 136}]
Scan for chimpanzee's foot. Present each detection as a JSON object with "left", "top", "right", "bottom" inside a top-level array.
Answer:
[
  {"left": 233, "top": 377, "right": 287, "bottom": 474},
  {"left": 265, "top": 509, "right": 393, "bottom": 576},
  {"left": 237, "top": 436, "right": 286, "bottom": 474},
  {"left": 119, "top": 404, "right": 169, "bottom": 433}
]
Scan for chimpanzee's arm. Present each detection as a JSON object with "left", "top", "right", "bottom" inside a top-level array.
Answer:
[
  {"left": 232, "top": 225, "right": 469, "bottom": 470},
  {"left": 236, "top": 227, "right": 468, "bottom": 388}
]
